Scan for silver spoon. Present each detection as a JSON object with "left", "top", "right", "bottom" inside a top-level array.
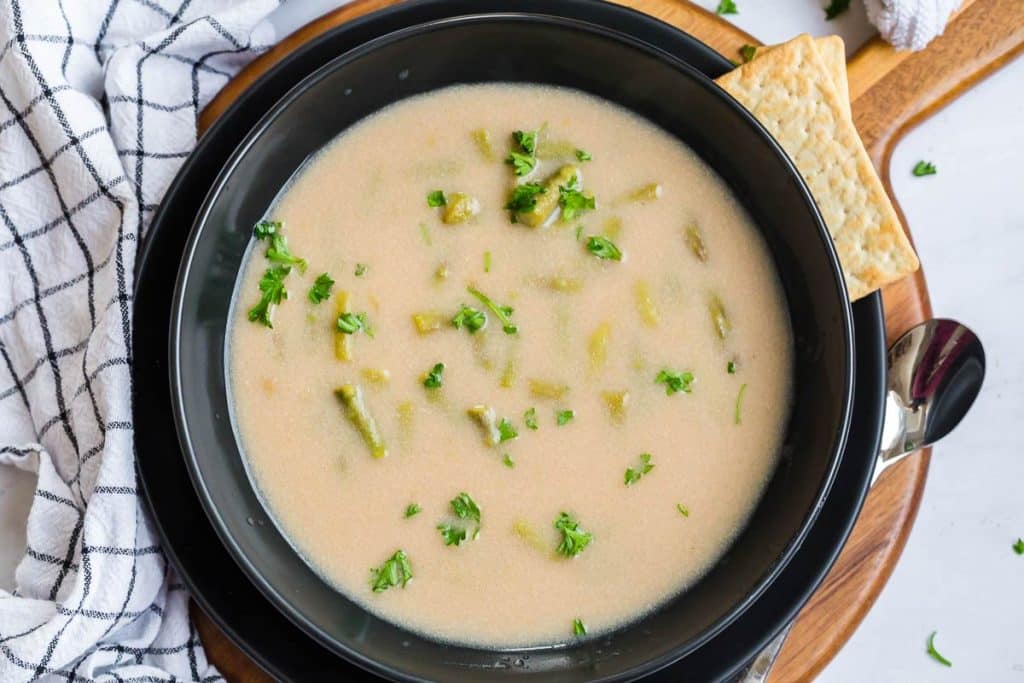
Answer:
[{"left": 740, "top": 318, "right": 985, "bottom": 682}]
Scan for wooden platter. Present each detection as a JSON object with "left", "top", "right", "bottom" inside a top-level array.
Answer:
[{"left": 194, "top": 1, "right": 1024, "bottom": 680}]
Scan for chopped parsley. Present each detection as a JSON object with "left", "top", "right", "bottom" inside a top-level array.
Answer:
[
  {"left": 483, "top": 251, "right": 491, "bottom": 273},
  {"left": 307, "top": 273, "right": 334, "bottom": 304},
  {"left": 467, "top": 285, "right": 517, "bottom": 334},
  {"left": 336, "top": 312, "right": 366, "bottom": 335},
  {"left": 824, "top": 0, "right": 851, "bottom": 19},
  {"left": 677, "top": 503, "right": 690, "bottom": 517},
  {"left": 506, "top": 151, "right": 537, "bottom": 176},
  {"left": 423, "top": 362, "right": 445, "bottom": 389},
  {"left": 404, "top": 503, "right": 422, "bottom": 518},
  {"left": 427, "top": 190, "right": 447, "bottom": 207},
  {"left": 1013, "top": 538, "right": 1024, "bottom": 555},
  {"left": 512, "top": 130, "right": 537, "bottom": 155},
  {"left": 503, "top": 453, "right": 515, "bottom": 468},
  {"left": 655, "top": 368, "right": 694, "bottom": 395},
  {"left": 524, "top": 407, "right": 538, "bottom": 430},
  {"left": 555, "top": 512, "right": 593, "bottom": 558},
  {"left": 438, "top": 492, "right": 482, "bottom": 546},
  {"left": 247, "top": 265, "right": 290, "bottom": 327},
  {"left": 556, "top": 409, "right": 575, "bottom": 426},
  {"left": 575, "top": 149, "right": 592, "bottom": 162},
  {"left": 354, "top": 263, "right": 368, "bottom": 277},
  {"left": 625, "top": 453, "right": 654, "bottom": 486},
  {"left": 369, "top": 550, "right": 412, "bottom": 592},
  {"left": 586, "top": 235, "right": 623, "bottom": 261},
  {"left": 253, "top": 219, "right": 280, "bottom": 240},
  {"left": 735, "top": 383, "right": 748, "bottom": 425},
  {"left": 727, "top": 360, "right": 737, "bottom": 374},
  {"left": 575, "top": 225, "right": 584, "bottom": 241},
  {"left": 913, "top": 161, "right": 937, "bottom": 177},
  {"left": 926, "top": 631, "right": 952, "bottom": 667},
  {"left": 716, "top": 0, "right": 738, "bottom": 15},
  {"left": 558, "top": 176, "right": 596, "bottom": 221},
  {"left": 573, "top": 618, "right": 587, "bottom": 636},
  {"left": 498, "top": 417, "right": 518, "bottom": 443},
  {"left": 505, "top": 182, "right": 546, "bottom": 222},
  {"left": 437, "top": 524, "right": 468, "bottom": 546},
  {"left": 262, "top": 232, "right": 307, "bottom": 273},
  {"left": 739, "top": 44, "right": 757, "bottom": 62},
  {"left": 451, "top": 305, "right": 487, "bottom": 333}
]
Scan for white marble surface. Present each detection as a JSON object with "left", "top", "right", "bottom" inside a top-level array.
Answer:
[{"left": 1, "top": 0, "right": 1020, "bottom": 679}]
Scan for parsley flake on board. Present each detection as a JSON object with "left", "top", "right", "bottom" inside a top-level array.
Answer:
[
  {"left": 555, "top": 512, "right": 593, "bottom": 558},
  {"left": 498, "top": 418, "right": 518, "bottom": 443},
  {"left": 404, "top": 503, "right": 422, "bottom": 518},
  {"left": 716, "top": 0, "right": 738, "bottom": 15},
  {"left": 624, "top": 453, "right": 654, "bottom": 486},
  {"left": 677, "top": 503, "right": 690, "bottom": 517},
  {"left": 524, "top": 407, "right": 538, "bottom": 430},
  {"left": 655, "top": 368, "right": 694, "bottom": 395},
  {"left": 573, "top": 618, "right": 587, "bottom": 636},
  {"left": 926, "top": 631, "right": 952, "bottom": 667},
  {"left": 913, "top": 161, "right": 937, "bottom": 177},
  {"left": 556, "top": 409, "right": 575, "bottom": 426},
  {"left": 307, "top": 273, "right": 334, "bottom": 304},
  {"left": 369, "top": 550, "right": 412, "bottom": 592},
  {"left": 247, "top": 265, "right": 290, "bottom": 328},
  {"left": 575, "top": 149, "right": 592, "bottom": 162}
]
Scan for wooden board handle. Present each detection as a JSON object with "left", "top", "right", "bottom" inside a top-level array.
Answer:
[{"left": 850, "top": 0, "right": 1024, "bottom": 167}]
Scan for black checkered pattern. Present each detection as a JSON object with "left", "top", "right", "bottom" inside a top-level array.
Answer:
[{"left": 0, "top": 1, "right": 277, "bottom": 680}]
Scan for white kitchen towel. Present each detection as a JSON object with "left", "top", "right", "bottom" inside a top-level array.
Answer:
[
  {"left": 864, "top": 0, "right": 961, "bottom": 51},
  {"left": 0, "top": 0, "right": 278, "bottom": 680}
]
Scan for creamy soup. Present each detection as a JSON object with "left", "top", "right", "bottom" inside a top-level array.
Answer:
[{"left": 228, "top": 84, "right": 793, "bottom": 648}]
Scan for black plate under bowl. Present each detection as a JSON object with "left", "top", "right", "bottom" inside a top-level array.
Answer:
[{"left": 134, "top": 1, "right": 885, "bottom": 681}]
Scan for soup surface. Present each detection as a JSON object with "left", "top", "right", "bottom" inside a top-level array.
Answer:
[{"left": 229, "top": 84, "right": 793, "bottom": 647}]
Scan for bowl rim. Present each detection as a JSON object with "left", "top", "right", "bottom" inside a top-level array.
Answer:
[{"left": 169, "top": 11, "right": 855, "bottom": 681}]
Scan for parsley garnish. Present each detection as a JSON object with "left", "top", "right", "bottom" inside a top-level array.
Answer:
[
  {"left": 355, "top": 263, "right": 368, "bottom": 277},
  {"left": 575, "top": 149, "right": 592, "bottom": 162},
  {"left": 555, "top": 512, "right": 593, "bottom": 558},
  {"left": 524, "top": 407, "right": 538, "bottom": 430},
  {"left": 423, "top": 362, "right": 444, "bottom": 389},
  {"left": 451, "top": 305, "right": 487, "bottom": 333},
  {"left": 404, "top": 503, "right": 422, "bottom": 518},
  {"left": 677, "top": 503, "right": 690, "bottom": 517},
  {"left": 504, "top": 182, "right": 546, "bottom": 222},
  {"left": 586, "top": 235, "right": 623, "bottom": 261},
  {"left": 735, "top": 383, "right": 748, "bottom": 425},
  {"left": 498, "top": 417, "right": 518, "bottom": 443},
  {"left": 467, "top": 286, "right": 517, "bottom": 334},
  {"left": 308, "top": 273, "right": 334, "bottom": 304},
  {"left": 506, "top": 151, "right": 537, "bottom": 176},
  {"left": 739, "top": 44, "right": 757, "bottom": 62},
  {"left": 247, "top": 265, "right": 290, "bottom": 328},
  {"left": 625, "top": 453, "right": 654, "bottom": 486},
  {"left": 556, "top": 409, "right": 574, "bottom": 426},
  {"left": 824, "top": 0, "right": 850, "bottom": 19},
  {"left": 369, "top": 550, "right": 412, "bottom": 592},
  {"left": 261, "top": 229, "right": 307, "bottom": 272},
  {"left": 253, "top": 220, "right": 280, "bottom": 240},
  {"left": 1013, "top": 538, "right": 1024, "bottom": 555},
  {"left": 558, "top": 175, "right": 596, "bottom": 221},
  {"left": 573, "top": 618, "right": 587, "bottom": 636},
  {"left": 655, "top": 369, "right": 694, "bottom": 395},
  {"left": 503, "top": 454, "right": 515, "bottom": 468},
  {"left": 437, "top": 524, "right": 468, "bottom": 546},
  {"left": 336, "top": 312, "right": 366, "bottom": 335},
  {"left": 926, "top": 631, "right": 952, "bottom": 667},
  {"left": 427, "top": 190, "right": 447, "bottom": 207},
  {"left": 512, "top": 130, "right": 537, "bottom": 155},
  {"left": 727, "top": 360, "right": 737, "bottom": 374},
  {"left": 716, "top": 0, "right": 738, "bottom": 15},
  {"left": 913, "top": 161, "right": 937, "bottom": 177}
]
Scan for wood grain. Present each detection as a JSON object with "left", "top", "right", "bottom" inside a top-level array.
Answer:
[{"left": 193, "top": 0, "right": 1023, "bottom": 680}]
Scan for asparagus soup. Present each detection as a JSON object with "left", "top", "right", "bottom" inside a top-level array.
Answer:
[{"left": 228, "top": 84, "right": 793, "bottom": 647}]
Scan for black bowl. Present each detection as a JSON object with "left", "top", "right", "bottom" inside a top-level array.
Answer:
[{"left": 169, "top": 12, "right": 853, "bottom": 682}]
